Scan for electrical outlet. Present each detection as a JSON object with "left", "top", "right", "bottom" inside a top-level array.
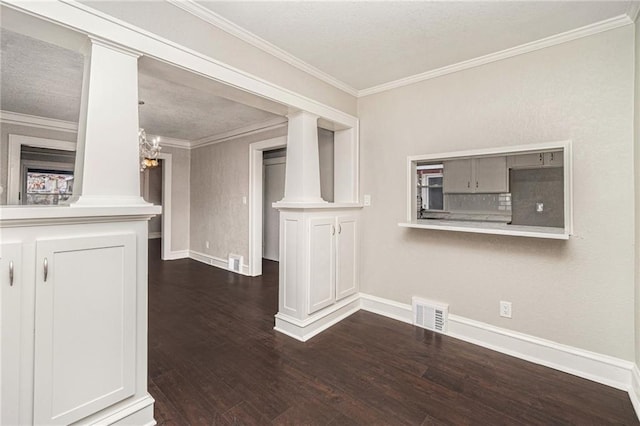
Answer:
[
  {"left": 242, "top": 196, "right": 247, "bottom": 205},
  {"left": 205, "top": 241, "right": 210, "bottom": 249},
  {"left": 536, "top": 202, "right": 544, "bottom": 213},
  {"left": 363, "top": 194, "right": 371, "bottom": 206},
  {"left": 500, "top": 301, "right": 512, "bottom": 318}
]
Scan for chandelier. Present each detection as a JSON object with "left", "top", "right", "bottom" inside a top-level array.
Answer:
[{"left": 138, "top": 128, "right": 161, "bottom": 171}]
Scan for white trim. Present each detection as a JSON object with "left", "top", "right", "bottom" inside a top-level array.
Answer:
[
  {"left": 0, "top": 110, "right": 78, "bottom": 133},
  {"left": 148, "top": 232, "right": 161, "bottom": 239},
  {"left": 166, "top": 0, "right": 359, "bottom": 97},
  {"left": 248, "top": 136, "right": 288, "bottom": 276},
  {"left": 156, "top": 153, "right": 173, "bottom": 261},
  {"left": 162, "top": 249, "right": 189, "bottom": 260},
  {"left": 628, "top": 2, "right": 640, "bottom": 22},
  {"left": 630, "top": 365, "right": 640, "bottom": 419},
  {"left": 274, "top": 295, "right": 360, "bottom": 342},
  {"left": 7, "top": 134, "right": 77, "bottom": 205},
  {"left": 191, "top": 118, "right": 288, "bottom": 149},
  {"left": 447, "top": 314, "right": 634, "bottom": 392},
  {"left": 359, "top": 293, "right": 413, "bottom": 324},
  {"left": 358, "top": 15, "right": 633, "bottom": 97},
  {"left": 189, "top": 250, "right": 250, "bottom": 276},
  {"left": 82, "top": 394, "right": 155, "bottom": 426},
  {"left": 146, "top": 134, "right": 191, "bottom": 150},
  {"left": 357, "top": 292, "right": 639, "bottom": 418}
]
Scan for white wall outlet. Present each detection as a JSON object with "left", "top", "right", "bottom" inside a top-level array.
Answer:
[
  {"left": 536, "top": 202, "right": 544, "bottom": 212},
  {"left": 500, "top": 301, "right": 512, "bottom": 318},
  {"left": 242, "top": 196, "right": 247, "bottom": 205},
  {"left": 205, "top": 241, "right": 210, "bottom": 249},
  {"left": 363, "top": 194, "right": 371, "bottom": 206}
]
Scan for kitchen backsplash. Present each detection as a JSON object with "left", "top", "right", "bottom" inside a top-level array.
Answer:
[{"left": 446, "top": 193, "right": 512, "bottom": 213}]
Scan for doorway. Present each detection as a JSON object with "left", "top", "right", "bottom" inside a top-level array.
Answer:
[{"left": 262, "top": 149, "right": 286, "bottom": 262}]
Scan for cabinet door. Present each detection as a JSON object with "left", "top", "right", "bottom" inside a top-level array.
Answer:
[
  {"left": 308, "top": 218, "right": 335, "bottom": 314},
  {"left": 509, "top": 153, "right": 544, "bottom": 168},
  {"left": 544, "top": 151, "right": 563, "bottom": 167},
  {"left": 474, "top": 157, "right": 508, "bottom": 193},
  {"left": 1, "top": 243, "right": 23, "bottom": 426},
  {"left": 336, "top": 216, "right": 358, "bottom": 301},
  {"left": 33, "top": 233, "right": 137, "bottom": 425},
  {"left": 443, "top": 159, "right": 472, "bottom": 193}
]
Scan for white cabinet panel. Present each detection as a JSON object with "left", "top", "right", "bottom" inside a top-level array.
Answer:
[
  {"left": 308, "top": 218, "right": 335, "bottom": 314},
  {"left": 1, "top": 243, "right": 23, "bottom": 426},
  {"left": 474, "top": 157, "right": 508, "bottom": 193},
  {"left": 443, "top": 159, "right": 472, "bottom": 193},
  {"left": 336, "top": 216, "right": 358, "bottom": 301},
  {"left": 33, "top": 233, "right": 137, "bottom": 425}
]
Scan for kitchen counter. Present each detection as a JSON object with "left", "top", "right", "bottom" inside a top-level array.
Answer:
[{"left": 399, "top": 219, "right": 568, "bottom": 240}]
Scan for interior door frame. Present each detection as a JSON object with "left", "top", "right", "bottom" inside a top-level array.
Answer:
[
  {"left": 262, "top": 156, "right": 286, "bottom": 262},
  {"left": 248, "top": 136, "right": 287, "bottom": 277}
]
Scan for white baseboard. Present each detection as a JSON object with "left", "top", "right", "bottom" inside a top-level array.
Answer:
[
  {"left": 162, "top": 250, "right": 189, "bottom": 260},
  {"left": 359, "top": 293, "right": 413, "bottom": 324},
  {"left": 84, "top": 394, "right": 155, "bottom": 425},
  {"left": 274, "top": 295, "right": 360, "bottom": 342},
  {"left": 148, "top": 232, "right": 162, "bottom": 239},
  {"left": 446, "top": 314, "right": 634, "bottom": 392},
  {"left": 358, "top": 292, "right": 638, "bottom": 419},
  {"left": 631, "top": 365, "right": 640, "bottom": 419},
  {"left": 189, "top": 250, "right": 250, "bottom": 275}
]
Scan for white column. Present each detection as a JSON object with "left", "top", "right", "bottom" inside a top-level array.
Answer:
[
  {"left": 71, "top": 37, "right": 147, "bottom": 207},
  {"left": 281, "top": 111, "right": 326, "bottom": 204}
]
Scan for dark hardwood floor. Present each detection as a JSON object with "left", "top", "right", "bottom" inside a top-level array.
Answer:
[{"left": 147, "top": 240, "right": 638, "bottom": 425}]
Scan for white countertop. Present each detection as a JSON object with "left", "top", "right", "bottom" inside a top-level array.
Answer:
[{"left": 399, "top": 219, "right": 569, "bottom": 240}]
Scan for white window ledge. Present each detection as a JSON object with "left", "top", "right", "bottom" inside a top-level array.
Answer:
[{"left": 399, "top": 220, "right": 569, "bottom": 240}]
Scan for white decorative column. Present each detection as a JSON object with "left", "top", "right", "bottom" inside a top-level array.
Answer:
[
  {"left": 281, "top": 111, "right": 326, "bottom": 204},
  {"left": 71, "top": 37, "right": 147, "bottom": 207}
]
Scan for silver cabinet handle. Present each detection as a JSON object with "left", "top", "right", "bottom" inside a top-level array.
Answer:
[
  {"left": 467, "top": 181, "right": 470, "bottom": 188},
  {"left": 476, "top": 181, "right": 479, "bottom": 188},
  {"left": 331, "top": 225, "right": 335, "bottom": 235},
  {"left": 9, "top": 261, "right": 14, "bottom": 287},
  {"left": 43, "top": 258, "right": 48, "bottom": 282},
  {"left": 338, "top": 224, "right": 342, "bottom": 234}
]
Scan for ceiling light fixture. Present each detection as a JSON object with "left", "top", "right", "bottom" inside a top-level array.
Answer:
[{"left": 138, "top": 128, "right": 161, "bottom": 171}]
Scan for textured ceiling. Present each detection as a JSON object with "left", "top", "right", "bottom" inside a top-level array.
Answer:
[
  {"left": 0, "top": 28, "right": 281, "bottom": 141},
  {"left": 0, "top": 28, "right": 84, "bottom": 122},
  {"left": 197, "top": 1, "right": 633, "bottom": 90}
]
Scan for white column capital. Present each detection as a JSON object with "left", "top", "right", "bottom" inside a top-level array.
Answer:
[{"left": 88, "top": 35, "right": 142, "bottom": 58}]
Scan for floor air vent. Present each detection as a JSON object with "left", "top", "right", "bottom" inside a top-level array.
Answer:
[{"left": 412, "top": 297, "right": 449, "bottom": 333}]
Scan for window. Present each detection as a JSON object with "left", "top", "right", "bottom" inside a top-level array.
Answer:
[
  {"left": 416, "top": 164, "right": 443, "bottom": 217},
  {"left": 25, "top": 169, "right": 74, "bottom": 205}
]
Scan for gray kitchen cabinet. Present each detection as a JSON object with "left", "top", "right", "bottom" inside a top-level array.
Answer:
[
  {"left": 443, "top": 159, "right": 473, "bottom": 193},
  {"left": 444, "top": 157, "right": 507, "bottom": 193}
]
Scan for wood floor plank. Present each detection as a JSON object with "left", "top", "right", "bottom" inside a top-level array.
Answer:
[{"left": 147, "top": 241, "right": 638, "bottom": 425}]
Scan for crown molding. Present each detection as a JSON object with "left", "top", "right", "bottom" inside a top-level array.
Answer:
[
  {"left": 191, "top": 117, "right": 288, "bottom": 149},
  {"left": 358, "top": 14, "right": 633, "bottom": 97},
  {"left": 166, "top": 0, "right": 359, "bottom": 97},
  {"left": 627, "top": 2, "right": 640, "bottom": 22},
  {"left": 145, "top": 134, "right": 191, "bottom": 150},
  {"left": 0, "top": 110, "right": 79, "bottom": 133}
]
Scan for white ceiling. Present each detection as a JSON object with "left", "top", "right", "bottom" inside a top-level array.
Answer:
[
  {"left": 0, "top": 28, "right": 282, "bottom": 141},
  {"left": 196, "top": 1, "right": 635, "bottom": 91}
]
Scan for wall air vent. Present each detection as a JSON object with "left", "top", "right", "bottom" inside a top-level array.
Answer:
[
  {"left": 228, "top": 254, "right": 243, "bottom": 273},
  {"left": 412, "top": 297, "right": 449, "bottom": 333}
]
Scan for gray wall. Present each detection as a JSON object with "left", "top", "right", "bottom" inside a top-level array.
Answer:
[
  {"left": 0, "top": 123, "right": 77, "bottom": 204},
  {"left": 190, "top": 126, "right": 287, "bottom": 263},
  {"left": 358, "top": 26, "right": 635, "bottom": 360}
]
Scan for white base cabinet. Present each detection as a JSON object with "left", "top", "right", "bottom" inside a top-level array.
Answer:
[
  {"left": 275, "top": 208, "right": 360, "bottom": 340},
  {"left": 0, "top": 207, "right": 156, "bottom": 426}
]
